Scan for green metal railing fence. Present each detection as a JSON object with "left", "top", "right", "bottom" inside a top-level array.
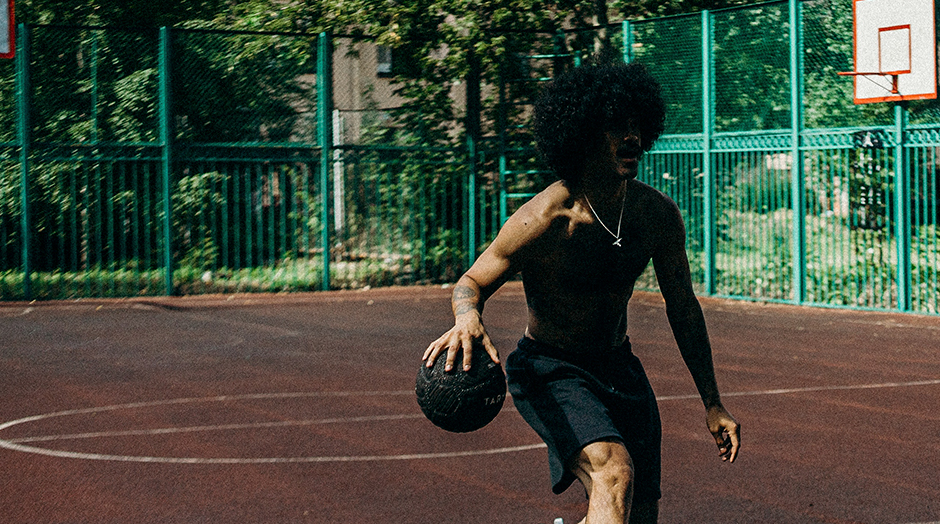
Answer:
[
  {"left": 1, "top": 26, "right": 472, "bottom": 299},
  {"left": 492, "top": 0, "right": 940, "bottom": 315},
  {"left": 2, "top": 0, "right": 939, "bottom": 316},
  {"left": 623, "top": 0, "right": 940, "bottom": 314}
]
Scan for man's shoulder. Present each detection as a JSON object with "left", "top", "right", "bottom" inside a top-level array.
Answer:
[
  {"left": 491, "top": 181, "right": 576, "bottom": 251},
  {"left": 534, "top": 180, "right": 576, "bottom": 203},
  {"left": 517, "top": 181, "right": 577, "bottom": 221},
  {"left": 628, "top": 179, "right": 680, "bottom": 214},
  {"left": 629, "top": 178, "right": 670, "bottom": 201}
]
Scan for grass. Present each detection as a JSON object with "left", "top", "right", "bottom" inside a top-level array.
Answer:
[
  {"left": 0, "top": 255, "right": 430, "bottom": 301},
  {"left": 2, "top": 210, "right": 938, "bottom": 316},
  {"left": 636, "top": 208, "right": 940, "bottom": 314}
]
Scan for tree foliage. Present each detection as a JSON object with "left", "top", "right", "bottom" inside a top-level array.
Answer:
[
  {"left": 14, "top": 0, "right": 225, "bottom": 27},
  {"left": 13, "top": 0, "right": 757, "bottom": 147}
]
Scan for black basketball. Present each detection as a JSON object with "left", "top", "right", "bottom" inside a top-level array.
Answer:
[{"left": 415, "top": 348, "right": 506, "bottom": 433}]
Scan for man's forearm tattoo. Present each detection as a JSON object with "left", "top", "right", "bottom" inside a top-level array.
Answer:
[
  {"left": 454, "top": 303, "right": 477, "bottom": 316},
  {"left": 453, "top": 285, "right": 477, "bottom": 300},
  {"left": 453, "top": 285, "right": 478, "bottom": 316}
]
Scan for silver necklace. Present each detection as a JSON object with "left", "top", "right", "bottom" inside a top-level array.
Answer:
[{"left": 584, "top": 189, "right": 626, "bottom": 247}]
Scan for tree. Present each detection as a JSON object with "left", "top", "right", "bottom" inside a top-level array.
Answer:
[{"left": 14, "top": 0, "right": 225, "bottom": 27}]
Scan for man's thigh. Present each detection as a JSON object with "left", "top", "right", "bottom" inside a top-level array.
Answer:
[{"left": 630, "top": 500, "right": 659, "bottom": 524}]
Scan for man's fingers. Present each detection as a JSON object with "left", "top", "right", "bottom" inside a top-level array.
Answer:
[
  {"left": 443, "top": 344, "right": 459, "bottom": 372},
  {"left": 422, "top": 341, "right": 437, "bottom": 363},
  {"left": 717, "top": 438, "right": 732, "bottom": 461},
  {"left": 482, "top": 334, "right": 500, "bottom": 365},
  {"left": 424, "top": 335, "right": 451, "bottom": 367},
  {"left": 426, "top": 331, "right": 499, "bottom": 372},
  {"left": 713, "top": 423, "right": 741, "bottom": 463},
  {"left": 460, "top": 337, "right": 474, "bottom": 371},
  {"left": 462, "top": 335, "right": 499, "bottom": 370},
  {"left": 424, "top": 334, "right": 456, "bottom": 368},
  {"left": 727, "top": 423, "right": 741, "bottom": 462}
]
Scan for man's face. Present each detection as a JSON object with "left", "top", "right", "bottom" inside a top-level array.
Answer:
[{"left": 601, "top": 122, "right": 643, "bottom": 181}]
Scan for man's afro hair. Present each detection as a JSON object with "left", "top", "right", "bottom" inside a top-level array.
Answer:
[{"left": 532, "top": 63, "right": 666, "bottom": 183}]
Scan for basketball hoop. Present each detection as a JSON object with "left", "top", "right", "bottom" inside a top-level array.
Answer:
[{"left": 840, "top": 1, "right": 936, "bottom": 105}]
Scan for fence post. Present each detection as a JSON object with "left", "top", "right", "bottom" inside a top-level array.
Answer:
[
  {"left": 701, "top": 10, "right": 716, "bottom": 295},
  {"left": 497, "top": 61, "right": 508, "bottom": 226},
  {"left": 895, "top": 102, "right": 911, "bottom": 311},
  {"left": 622, "top": 20, "right": 633, "bottom": 64},
  {"left": 465, "top": 45, "right": 481, "bottom": 268},
  {"left": 158, "top": 27, "right": 174, "bottom": 296},
  {"left": 789, "top": 0, "right": 806, "bottom": 304},
  {"left": 90, "top": 31, "right": 99, "bottom": 144},
  {"left": 15, "top": 23, "right": 30, "bottom": 300},
  {"left": 317, "top": 32, "right": 332, "bottom": 291}
]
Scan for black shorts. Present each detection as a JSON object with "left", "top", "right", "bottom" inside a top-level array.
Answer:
[{"left": 505, "top": 336, "right": 662, "bottom": 502}]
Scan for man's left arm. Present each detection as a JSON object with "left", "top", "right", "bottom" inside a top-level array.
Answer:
[{"left": 652, "top": 199, "right": 741, "bottom": 463}]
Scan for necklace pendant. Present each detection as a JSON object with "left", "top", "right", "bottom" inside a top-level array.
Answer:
[{"left": 613, "top": 238, "right": 622, "bottom": 247}]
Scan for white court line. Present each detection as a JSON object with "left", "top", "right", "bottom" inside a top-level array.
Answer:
[
  {"left": 0, "top": 391, "right": 546, "bottom": 464},
  {"left": 0, "top": 439, "right": 546, "bottom": 464},
  {"left": 0, "top": 390, "right": 414, "bottom": 434},
  {"left": 13, "top": 378, "right": 939, "bottom": 444},
  {"left": 657, "top": 378, "right": 940, "bottom": 401},
  {"left": 0, "top": 379, "right": 937, "bottom": 464},
  {"left": 5, "top": 413, "right": 429, "bottom": 444}
]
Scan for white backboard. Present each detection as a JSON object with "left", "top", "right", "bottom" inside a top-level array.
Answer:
[{"left": 850, "top": 0, "right": 936, "bottom": 104}]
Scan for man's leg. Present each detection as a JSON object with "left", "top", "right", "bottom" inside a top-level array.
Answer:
[
  {"left": 571, "top": 439, "right": 633, "bottom": 523},
  {"left": 628, "top": 500, "right": 658, "bottom": 524},
  {"left": 571, "top": 439, "right": 658, "bottom": 524}
]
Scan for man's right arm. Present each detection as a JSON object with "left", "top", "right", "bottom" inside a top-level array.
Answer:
[
  {"left": 423, "top": 274, "right": 497, "bottom": 372},
  {"left": 422, "top": 241, "right": 515, "bottom": 372},
  {"left": 423, "top": 194, "right": 552, "bottom": 371}
]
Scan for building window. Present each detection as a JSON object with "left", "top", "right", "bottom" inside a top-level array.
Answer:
[{"left": 377, "top": 46, "right": 393, "bottom": 77}]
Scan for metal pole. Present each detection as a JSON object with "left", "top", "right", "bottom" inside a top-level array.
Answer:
[
  {"left": 317, "top": 32, "right": 333, "bottom": 291},
  {"left": 15, "top": 23, "right": 30, "bottom": 300},
  {"left": 91, "top": 30, "right": 99, "bottom": 144},
  {"left": 701, "top": 10, "right": 716, "bottom": 295},
  {"left": 789, "top": 0, "right": 806, "bottom": 304},
  {"left": 895, "top": 102, "right": 911, "bottom": 311},
  {"left": 332, "top": 109, "right": 344, "bottom": 233},
  {"left": 467, "top": 137, "right": 477, "bottom": 267},
  {"left": 158, "top": 27, "right": 174, "bottom": 295},
  {"left": 497, "top": 63, "right": 508, "bottom": 225},
  {"left": 622, "top": 20, "right": 633, "bottom": 64},
  {"left": 465, "top": 46, "right": 481, "bottom": 268}
]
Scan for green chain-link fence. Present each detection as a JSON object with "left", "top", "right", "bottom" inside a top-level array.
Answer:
[
  {"left": 490, "top": 0, "right": 940, "bottom": 314},
  {"left": 1, "top": 26, "right": 477, "bottom": 299},
  {"left": 169, "top": 28, "right": 326, "bottom": 295},
  {"left": 626, "top": 0, "right": 940, "bottom": 313},
  {"left": 328, "top": 36, "right": 471, "bottom": 288},
  {"left": 1, "top": 26, "right": 168, "bottom": 298}
]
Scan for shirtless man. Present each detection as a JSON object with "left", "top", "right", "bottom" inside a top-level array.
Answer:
[{"left": 423, "top": 63, "right": 740, "bottom": 524}]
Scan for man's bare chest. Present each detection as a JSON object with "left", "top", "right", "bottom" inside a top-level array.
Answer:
[{"left": 537, "top": 225, "right": 654, "bottom": 292}]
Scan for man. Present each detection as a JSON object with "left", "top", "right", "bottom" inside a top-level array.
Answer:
[{"left": 423, "top": 63, "right": 740, "bottom": 524}]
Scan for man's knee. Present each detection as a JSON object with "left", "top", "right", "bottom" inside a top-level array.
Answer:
[{"left": 572, "top": 440, "right": 635, "bottom": 495}]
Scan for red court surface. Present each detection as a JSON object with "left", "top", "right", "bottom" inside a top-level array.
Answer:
[{"left": 1, "top": 283, "right": 938, "bottom": 524}]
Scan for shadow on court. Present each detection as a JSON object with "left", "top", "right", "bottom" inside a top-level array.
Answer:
[{"left": 1, "top": 283, "right": 938, "bottom": 524}]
